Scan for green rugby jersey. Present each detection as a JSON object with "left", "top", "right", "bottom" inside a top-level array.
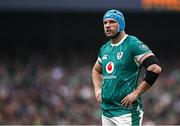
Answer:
[{"left": 98, "top": 35, "right": 153, "bottom": 117}]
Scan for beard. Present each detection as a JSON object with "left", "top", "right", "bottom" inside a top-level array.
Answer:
[{"left": 107, "top": 31, "right": 120, "bottom": 39}]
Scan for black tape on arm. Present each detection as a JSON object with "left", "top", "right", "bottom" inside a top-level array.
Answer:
[
  {"left": 141, "top": 55, "right": 160, "bottom": 85},
  {"left": 141, "top": 55, "right": 160, "bottom": 69},
  {"left": 144, "top": 70, "right": 159, "bottom": 86}
]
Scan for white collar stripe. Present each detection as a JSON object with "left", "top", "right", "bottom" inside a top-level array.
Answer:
[{"left": 111, "top": 34, "right": 128, "bottom": 47}]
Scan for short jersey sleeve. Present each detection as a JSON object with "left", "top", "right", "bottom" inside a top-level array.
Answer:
[{"left": 131, "top": 40, "right": 153, "bottom": 66}]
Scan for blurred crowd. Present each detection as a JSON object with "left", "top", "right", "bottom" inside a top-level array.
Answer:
[{"left": 0, "top": 53, "right": 179, "bottom": 125}]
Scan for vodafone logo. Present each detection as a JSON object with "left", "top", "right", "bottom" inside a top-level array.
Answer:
[{"left": 106, "top": 62, "right": 114, "bottom": 74}]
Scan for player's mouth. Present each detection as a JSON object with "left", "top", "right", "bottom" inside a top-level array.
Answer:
[
  {"left": 106, "top": 30, "right": 112, "bottom": 34},
  {"left": 106, "top": 30, "right": 114, "bottom": 36}
]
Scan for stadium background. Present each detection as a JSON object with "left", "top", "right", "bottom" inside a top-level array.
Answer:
[{"left": 0, "top": 0, "right": 180, "bottom": 125}]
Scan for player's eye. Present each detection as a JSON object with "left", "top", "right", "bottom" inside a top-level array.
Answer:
[
  {"left": 103, "top": 21, "right": 107, "bottom": 25},
  {"left": 109, "top": 20, "right": 116, "bottom": 24}
]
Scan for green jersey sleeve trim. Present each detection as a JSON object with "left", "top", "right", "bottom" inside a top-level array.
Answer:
[
  {"left": 134, "top": 52, "right": 154, "bottom": 66},
  {"left": 98, "top": 57, "right": 102, "bottom": 65}
]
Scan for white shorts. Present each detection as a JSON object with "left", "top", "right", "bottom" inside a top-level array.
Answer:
[{"left": 102, "top": 110, "right": 144, "bottom": 126}]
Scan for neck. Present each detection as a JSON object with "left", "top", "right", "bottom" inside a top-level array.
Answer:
[{"left": 111, "top": 31, "right": 126, "bottom": 44}]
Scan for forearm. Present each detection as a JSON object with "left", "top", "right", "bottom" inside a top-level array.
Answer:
[
  {"left": 134, "top": 81, "right": 151, "bottom": 96},
  {"left": 135, "top": 55, "right": 162, "bottom": 96},
  {"left": 92, "top": 69, "right": 102, "bottom": 93},
  {"left": 92, "top": 60, "right": 103, "bottom": 102}
]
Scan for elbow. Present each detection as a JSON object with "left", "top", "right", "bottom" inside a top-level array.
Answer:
[
  {"left": 147, "top": 64, "right": 162, "bottom": 74},
  {"left": 92, "top": 67, "right": 98, "bottom": 79},
  {"left": 156, "top": 65, "right": 162, "bottom": 74},
  {"left": 92, "top": 67, "right": 103, "bottom": 80}
]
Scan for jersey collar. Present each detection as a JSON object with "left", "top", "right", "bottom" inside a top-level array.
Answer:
[{"left": 111, "top": 34, "right": 128, "bottom": 47}]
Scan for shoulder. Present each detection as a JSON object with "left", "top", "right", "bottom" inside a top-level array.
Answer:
[
  {"left": 126, "top": 35, "right": 149, "bottom": 53},
  {"left": 100, "top": 40, "right": 111, "bottom": 50},
  {"left": 126, "top": 35, "right": 142, "bottom": 45}
]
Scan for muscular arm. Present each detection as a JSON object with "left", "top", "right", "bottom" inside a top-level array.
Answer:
[
  {"left": 135, "top": 53, "right": 161, "bottom": 95},
  {"left": 92, "top": 60, "right": 103, "bottom": 102},
  {"left": 121, "top": 53, "right": 162, "bottom": 107}
]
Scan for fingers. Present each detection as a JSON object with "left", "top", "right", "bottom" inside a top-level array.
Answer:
[
  {"left": 121, "top": 95, "right": 135, "bottom": 107},
  {"left": 121, "top": 97, "right": 131, "bottom": 107},
  {"left": 96, "top": 94, "right": 102, "bottom": 102},
  {"left": 121, "top": 91, "right": 139, "bottom": 107},
  {"left": 95, "top": 89, "right": 102, "bottom": 102}
]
